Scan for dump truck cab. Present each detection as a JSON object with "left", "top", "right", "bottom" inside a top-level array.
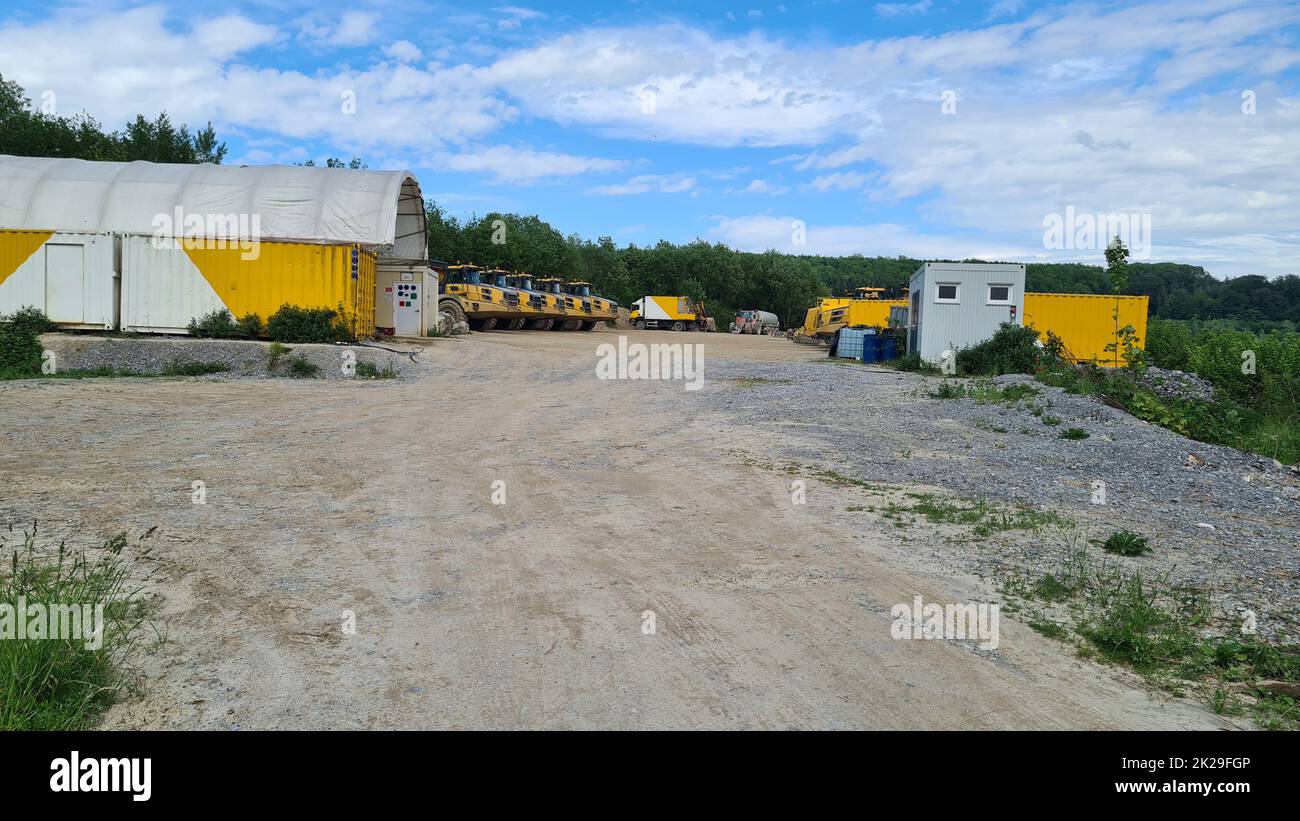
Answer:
[
  {"left": 566, "top": 280, "right": 618, "bottom": 324},
  {"left": 504, "top": 272, "right": 568, "bottom": 330},
  {"left": 440, "top": 263, "right": 521, "bottom": 330}
]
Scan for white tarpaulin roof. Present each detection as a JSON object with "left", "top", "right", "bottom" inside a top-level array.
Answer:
[{"left": 0, "top": 155, "right": 426, "bottom": 262}]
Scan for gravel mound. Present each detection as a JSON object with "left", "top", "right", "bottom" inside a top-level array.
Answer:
[
  {"left": 1139, "top": 366, "right": 1217, "bottom": 402},
  {"left": 36, "top": 333, "right": 426, "bottom": 380}
]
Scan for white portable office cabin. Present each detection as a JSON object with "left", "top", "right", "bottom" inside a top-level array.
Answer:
[{"left": 907, "top": 262, "right": 1026, "bottom": 364}]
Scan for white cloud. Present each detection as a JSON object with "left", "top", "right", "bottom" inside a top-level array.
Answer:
[
  {"left": 874, "top": 1, "right": 933, "bottom": 18},
  {"left": 384, "top": 40, "right": 422, "bottom": 63},
  {"left": 589, "top": 174, "right": 697, "bottom": 195},
  {"left": 736, "top": 179, "right": 789, "bottom": 195},
  {"left": 808, "top": 171, "right": 870, "bottom": 192},
  {"left": 709, "top": 215, "right": 1028, "bottom": 259},
  {"left": 438, "top": 145, "right": 626, "bottom": 183},
  {"left": 333, "top": 12, "right": 378, "bottom": 46},
  {"left": 495, "top": 6, "right": 546, "bottom": 30},
  {"left": 986, "top": 0, "right": 1025, "bottom": 19}
]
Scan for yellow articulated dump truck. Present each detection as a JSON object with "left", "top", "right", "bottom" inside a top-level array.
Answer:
[
  {"left": 504, "top": 272, "right": 569, "bottom": 330},
  {"left": 629, "top": 296, "right": 708, "bottom": 331},
  {"left": 534, "top": 277, "right": 587, "bottom": 330},
  {"left": 565, "top": 281, "right": 618, "bottom": 329},
  {"left": 440, "top": 263, "right": 522, "bottom": 331}
]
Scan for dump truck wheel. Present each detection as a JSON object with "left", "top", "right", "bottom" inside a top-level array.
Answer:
[
  {"left": 633, "top": 320, "right": 646, "bottom": 330},
  {"left": 504, "top": 318, "right": 526, "bottom": 330},
  {"left": 440, "top": 300, "right": 467, "bottom": 331},
  {"left": 481, "top": 317, "right": 498, "bottom": 330},
  {"left": 671, "top": 321, "right": 685, "bottom": 331},
  {"left": 529, "top": 318, "right": 553, "bottom": 330},
  {"left": 580, "top": 321, "right": 598, "bottom": 331}
]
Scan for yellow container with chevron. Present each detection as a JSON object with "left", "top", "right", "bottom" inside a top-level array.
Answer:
[{"left": 120, "top": 236, "right": 376, "bottom": 337}]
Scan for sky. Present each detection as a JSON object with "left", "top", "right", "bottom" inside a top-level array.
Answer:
[{"left": 0, "top": 0, "right": 1298, "bottom": 276}]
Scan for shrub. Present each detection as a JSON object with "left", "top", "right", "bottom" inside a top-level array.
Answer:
[
  {"left": 1103, "top": 530, "right": 1151, "bottom": 556},
  {"left": 355, "top": 361, "right": 398, "bottom": 379},
  {"left": 6, "top": 306, "right": 55, "bottom": 336},
  {"left": 187, "top": 308, "right": 238, "bottom": 339},
  {"left": 266, "top": 342, "right": 291, "bottom": 371},
  {"left": 267, "top": 304, "right": 354, "bottom": 343},
  {"left": 1060, "top": 427, "right": 1090, "bottom": 440},
  {"left": 1145, "top": 318, "right": 1192, "bottom": 371},
  {"left": 0, "top": 320, "right": 42, "bottom": 376},
  {"left": 236, "top": 313, "right": 264, "bottom": 339},
  {"left": 885, "top": 351, "right": 938, "bottom": 374},
  {"left": 956, "top": 323, "right": 1047, "bottom": 376},
  {"left": 287, "top": 357, "right": 319, "bottom": 378}
]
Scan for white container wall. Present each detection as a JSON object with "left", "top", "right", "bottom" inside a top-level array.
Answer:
[
  {"left": 908, "top": 262, "right": 1026, "bottom": 363},
  {"left": 119, "top": 235, "right": 225, "bottom": 334},
  {"left": 0, "top": 230, "right": 117, "bottom": 329}
]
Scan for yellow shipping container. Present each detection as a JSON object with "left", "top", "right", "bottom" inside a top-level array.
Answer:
[
  {"left": 1023, "top": 292, "right": 1149, "bottom": 367},
  {"left": 122, "top": 238, "right": 377, "bottom": 337}
]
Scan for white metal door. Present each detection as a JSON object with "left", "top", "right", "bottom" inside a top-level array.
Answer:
[
  {"left": 45, "top": 244, "right": 85, "bottom": 324},
  {"left": 393, "top": 280, "right": 421, "bottom": 335}
]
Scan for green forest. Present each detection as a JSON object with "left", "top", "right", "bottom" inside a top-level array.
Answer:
[
  {"left": 425, "top": 204, "right": 1300, "bottom": 332},
  {"left": 3, "top": 70, "right": 1297, "bottom": 332}
]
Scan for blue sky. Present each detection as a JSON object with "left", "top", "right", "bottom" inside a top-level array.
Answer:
[{"left": 1, "top": 0, "right": 1298, "bottom": 275}]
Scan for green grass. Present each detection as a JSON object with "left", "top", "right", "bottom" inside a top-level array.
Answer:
[
  {"left": 886, "top": 494, "right": 1071, "bottom": 539},
  {"left": 1041, "top": 415, "right": 1062, "bottom": 426},
  {"left": 926, "top": 379, "right": 1040, "bottom": 404},
  {"left": 730, "top": 377, "right": 792, "bottom": 387},
  {"left": 1000, "top": 544, "right": 1299, "bottom": 729},
  {"left": 162, "top": 361, "right": 230, "bottom": 376},
  {"left": 1102, "top": 530, "right": 1151, "bottom": 556},
  {"left": 1060, "top": 427, "right": 1090, "bottom": 440},
  {"left": 356, "top": 361, "right": 399, "bottom": 379},
  {"left": 0, "top": 526, "right": 155, "bottom": 730},
  {"left": 1029, "top": 618, "right": 1069, "bottom": 639},
  {"left": 286, "top": 357, "right": 319, "bottom": 378},
  {"left": 0, "top": 365, "right": 160, "bottom": 380}
]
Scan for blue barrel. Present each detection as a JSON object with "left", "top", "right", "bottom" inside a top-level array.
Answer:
[
  {"left": 879, "top": 333, "right": 897, "bottom": 362},
  {"left": 860, "top": 329, "right": 880, "bottom": 363}
]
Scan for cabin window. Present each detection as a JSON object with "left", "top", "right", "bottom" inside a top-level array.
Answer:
[
  {"left": 987, "top": 284, "right": 1012, "bottom": 305},
  {"left": 935, "top": 283, "right": 959, "bottom": 303}
]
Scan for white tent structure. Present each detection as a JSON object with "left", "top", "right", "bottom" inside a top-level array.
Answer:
[
  {"left": 0, "top": 156, "right": 427, "bottom": 333},
  {"left": 0, "top": 156, "right": 426, "bottom": 261}
]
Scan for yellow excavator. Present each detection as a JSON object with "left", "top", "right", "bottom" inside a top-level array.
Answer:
[{"left": 794, "top": 287, "right": 908, "bottom": 345}]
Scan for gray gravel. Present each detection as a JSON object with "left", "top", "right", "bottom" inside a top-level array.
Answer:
[
  {"left": 35, "top": 333, "right": 427, "bottom": 381},
  {"left": 700, "top": 357, "right": 1300, "bottom": 642}
]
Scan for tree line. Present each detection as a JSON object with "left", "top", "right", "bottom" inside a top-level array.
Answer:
[
  {"left": 0, "top": 72, "right": 226, "bottom": 164},
  {"left": 426, "top": 204, "right": 1300, "bottom": 331}
]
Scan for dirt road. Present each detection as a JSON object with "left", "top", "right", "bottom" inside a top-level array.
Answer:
[{"left": 0, "top": 330, "right": 1237, "bottom": 729}]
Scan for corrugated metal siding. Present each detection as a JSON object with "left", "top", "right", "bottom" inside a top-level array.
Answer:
[
  {"left": 910, "top": 262, "right": 1026, "bottom": 362},
  {"left": 1024, "top": 292, "right": 1149, "bottom": 367},
  {"left": 0, "top": 229, "right": 116, "bottom": 329},
  {"left": 122, "top": 238, "right": 376, "bottom": 335},
  {"left": 353, "top": 247, "right": 376, "bottom": 338}
]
